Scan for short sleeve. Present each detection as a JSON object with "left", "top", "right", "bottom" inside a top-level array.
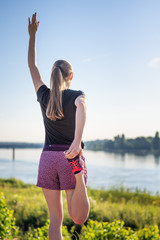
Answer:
[
  {"left": 37, "top": 84, "right": 49, "bottom": 104},
  {"left": 72, "top": 90, "right": 86, "bottom": 103}
]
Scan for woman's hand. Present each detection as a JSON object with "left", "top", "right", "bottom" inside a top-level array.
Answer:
[
  {"left": 28, "top": 12, "right": 39, "bottom": 36},
  {"left": 64, "top": 139, "right": 83, "bottom": 159}
]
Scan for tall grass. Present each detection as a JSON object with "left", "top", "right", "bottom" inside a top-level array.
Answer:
[{"left": 1, "top": 177, "right": 160, "bottom": 239}]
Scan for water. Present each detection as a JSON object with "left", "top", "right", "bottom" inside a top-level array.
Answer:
[{"left": 0, "top": 148, "right": 160, "bottom": 195}]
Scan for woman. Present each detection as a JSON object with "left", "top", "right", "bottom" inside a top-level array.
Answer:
[{"left": 28, "top": 12, "right": 90, "bottom": 240}]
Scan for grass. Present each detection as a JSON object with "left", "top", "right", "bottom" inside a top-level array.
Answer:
[{"left": 1, "top": 177, "right": 160, "bottom": 239}]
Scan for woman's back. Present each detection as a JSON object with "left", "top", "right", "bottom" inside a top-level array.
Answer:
[{"left": 37, "top": 84, "right": 85, "bottom": 147}]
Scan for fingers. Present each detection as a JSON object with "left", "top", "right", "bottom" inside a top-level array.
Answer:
[
  {"left": 64, "top": 149, "right": 72, "bottom": 158},
  {"left": 28, "top": 12, "right": 39, "bottom": 36},
  {"left": 64, "top": 148, "right": 80, "bottom": 159},
  {"left": 32, "top": 12, "right": 37, "bottom": 23},
  {"left": 29, "top": 12, "right": 39, "bottom": 25}
]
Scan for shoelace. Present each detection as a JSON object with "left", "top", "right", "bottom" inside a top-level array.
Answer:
[{"left": 70, "top": 159, "right": 82, "bottom": 171}]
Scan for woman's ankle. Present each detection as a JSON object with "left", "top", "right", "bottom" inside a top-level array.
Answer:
[{"left": 75, "top": 171, "right": 85, "bottom": 184}]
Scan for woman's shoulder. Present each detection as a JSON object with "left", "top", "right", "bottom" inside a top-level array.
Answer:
[
  {"left": 64, "top": 88, "right": 85, "bottom": 96},
  {"left": 63, "top": 88, "right": 86, "bottom": 105},
  {"left": 37, "top": 84, "right": 49, "bottom": 91},
  {"left": 37, "top": 84, "right": 50, "bottom": 103}
]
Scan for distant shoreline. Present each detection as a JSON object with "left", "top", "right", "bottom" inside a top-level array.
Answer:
[
  {"left": 1, "top": 131, "right": 160, "bottom": 156},
  {"left": 85, "top": 147, "right": 160, "bottom": 156},
  {"left": 84, "top": 131, "right": 160, "bottom": 156},
  {"left": 0, "top": 142, "right": 43, "bottom": 149}
]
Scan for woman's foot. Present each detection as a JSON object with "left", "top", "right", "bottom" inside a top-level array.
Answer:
[{"left": 67, "top": 155, "right": 84, "bottom": 174}]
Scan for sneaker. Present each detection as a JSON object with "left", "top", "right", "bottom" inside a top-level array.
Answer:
[{"left": 67, "top": 154, "right": 84, "bottom": 174}]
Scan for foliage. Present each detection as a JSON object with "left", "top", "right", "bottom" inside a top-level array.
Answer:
[
  {"left": 81, "top": 220, "right": 137, "bottom": 239},
  {"left": 81, "top": 220, "right": 160, "bottom": 240},
  {"left": 1, "top": 178, "right": 160, "bottom": 239},
  {"left": 85, "top": 131, "right": 160, "bottom": 155},
  {"left": 0, "top": 192, "right": 19, "bottom": 239},
  {"left": 25, "top": 219, "right": 71, "bottom": 239},
  {"left": 137, "top": 225, "right": 160, "bottom": 240},
  {"left": 0, "top": 177, "right": 32, "bottom": 188}
]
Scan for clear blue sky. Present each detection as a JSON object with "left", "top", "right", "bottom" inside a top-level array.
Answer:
[{"left": 1, "top": 0, "right": 160, "bottom": 143}]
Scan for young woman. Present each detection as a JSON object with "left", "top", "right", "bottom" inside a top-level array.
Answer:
[{"left": 28, "top": 12, "right": 90, "bottom": 240}]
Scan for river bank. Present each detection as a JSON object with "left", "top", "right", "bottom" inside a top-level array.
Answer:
[{"left": 1, "top": 178, "right": 160, "bottom": 239}]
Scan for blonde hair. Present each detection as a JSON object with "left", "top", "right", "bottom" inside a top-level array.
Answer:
[{"left": 46, "top": 60, "right": 73, "bottom": 121}]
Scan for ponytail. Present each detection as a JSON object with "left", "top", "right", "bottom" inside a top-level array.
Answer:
[
  {"left": 46, "top": 67, "right": 64, "bottom": 121},
  {"left": 46, "top": 60, "right": 73, "bottom": 121}
]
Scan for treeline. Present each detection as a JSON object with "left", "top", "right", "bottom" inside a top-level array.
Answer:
[{"left": 84, "top": 131, "right": 160, "bottom": 155}]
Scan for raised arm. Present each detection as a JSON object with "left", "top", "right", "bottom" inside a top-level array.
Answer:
[
  {"left": 65, "top": 95, "right": 87, "bottom": 159},
  {"left": 28, "top": 12, "right": 44, "bottom": 93}
]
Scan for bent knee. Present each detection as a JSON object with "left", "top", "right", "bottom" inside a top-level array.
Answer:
[
  {"left": 73, "top": 218, "right": 85, "bottom": 225},
  {"left": 72, "top": 215, "right": 88, "bottom": 225}
]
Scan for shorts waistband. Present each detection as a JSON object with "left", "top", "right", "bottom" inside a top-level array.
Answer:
[{"left": 43, "top": 144, "right": 71, "bottom": 152}]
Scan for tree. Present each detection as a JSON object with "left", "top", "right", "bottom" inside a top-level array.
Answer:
[
  {"left": 134, "top": 137, "right": 151, "bottom": 151},
  {"left": 152, "top": 131, "right": 160, "bottom": 151}
]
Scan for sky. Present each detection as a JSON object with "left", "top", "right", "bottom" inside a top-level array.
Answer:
[{"left": 0, "top": 0, "right": 160, "bottom": 143}]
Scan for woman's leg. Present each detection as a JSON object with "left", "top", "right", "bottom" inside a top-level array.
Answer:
[
  {"left": 42, "top": 188, "right": 63, "bottom": 240},
  {"left": 65, "top": 172, "right": 90, "bottom": 225}
]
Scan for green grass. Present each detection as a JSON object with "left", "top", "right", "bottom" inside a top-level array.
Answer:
[{"left": 1, "top": 177, "right": 160, "bottom": 239}]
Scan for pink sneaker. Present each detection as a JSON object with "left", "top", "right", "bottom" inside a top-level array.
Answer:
[{"left": 66, "top": 154, "right": 84, "bottom": 175}]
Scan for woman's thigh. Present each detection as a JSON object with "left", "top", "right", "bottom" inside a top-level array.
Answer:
[{"left": 42, "top": 188, "right": 63, "bottom": 224}]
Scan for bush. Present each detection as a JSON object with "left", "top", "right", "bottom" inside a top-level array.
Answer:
[
  {"left": 137, "top": 225, "right": 160, "bottom": 240},
  {"left": 81, "top": 220, "right": 137, "bottom": 240},
  {"left": 0, "top": 178, "right": 32, "bottom": 188},
  {"left": 0, "top": 192, "right": 19, "bottom": 239},
  {"left": 1, "top": 178, "right": 160, "bottom": 239},
  {"left": 81, "top": 220, "right": 160, "bottom": 240},
  {"left": 26, "top": 219, "right": 71, "bottom": 239}
]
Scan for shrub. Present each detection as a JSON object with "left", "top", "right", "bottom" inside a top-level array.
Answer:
[
  {"left": 137, "top": 225, "right": 160, "bottom": 240},
  {"left": 81, "top": 220, "right": 160, "bottom": 240},
  {"left": 26, "top": 219, "right": 71, "bottom": 239},
  {"left": 81, "top": 220, "right": 137, "bottom": 240},
  {"left": 0, "top": 178, "right": 32, "bottom": 188},
  {"left": 0, "top": 192, "right": 19, "bottom": 239}
]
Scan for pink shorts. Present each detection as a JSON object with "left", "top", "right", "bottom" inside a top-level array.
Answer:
[{"left": 36, "top": 144, "right": 88, "bottom": 190}]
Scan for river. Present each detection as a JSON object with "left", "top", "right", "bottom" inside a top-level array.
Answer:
[{"left": 0, "top": 148, "right": 160, "bottom": 195}]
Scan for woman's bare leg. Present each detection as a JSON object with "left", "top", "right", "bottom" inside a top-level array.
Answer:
[
  {"left": 65, "top": 172, "right": 90, "bottom": 225},
  {"left": 42, "top": 188, "right": 63, "bottom": 240}
]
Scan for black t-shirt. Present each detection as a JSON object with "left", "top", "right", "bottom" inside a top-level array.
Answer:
[{"left": 37, "top": 84, "right": 85, "bottom": 149}]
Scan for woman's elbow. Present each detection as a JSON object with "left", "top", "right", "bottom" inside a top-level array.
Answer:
[{"left": 77, "top": 101, "right": 87, "bottom": 111}]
